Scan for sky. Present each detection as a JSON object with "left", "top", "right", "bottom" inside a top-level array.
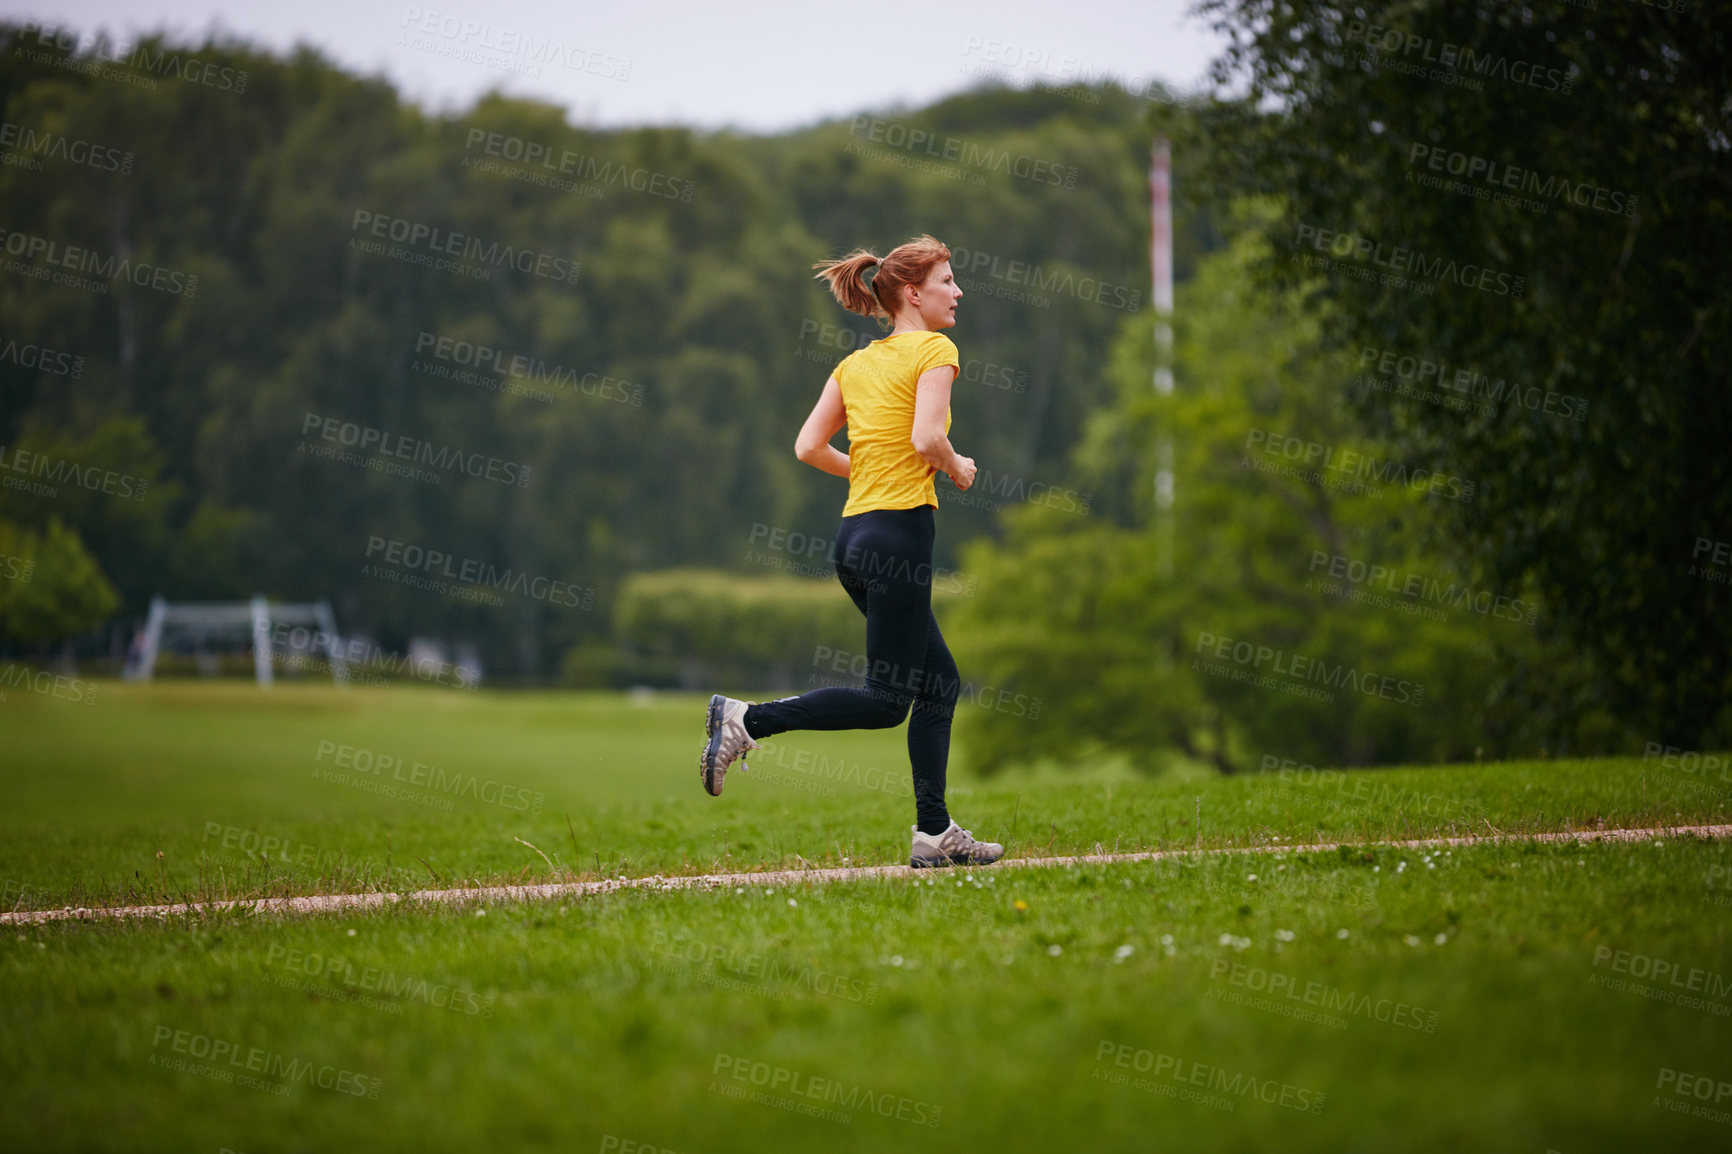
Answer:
[{"left": 2, "top": 0, "right": 1229, "bottom": 133}]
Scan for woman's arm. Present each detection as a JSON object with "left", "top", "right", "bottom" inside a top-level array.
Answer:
[
  {"left": 911, "top": 364, "right": 966, "bottom": 480},
  {"left": 794, "top": 376, "right": 850, "bottom": 479}
]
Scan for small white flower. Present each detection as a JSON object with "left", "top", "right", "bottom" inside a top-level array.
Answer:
[
  {"left": 346, "top": 929, "right": 357, "bottom": 937},
  {"left": 1336, "top": 928, "right": 1350, "bottom": 939},
  {"left": 1434, "top": 933, "right": 1448, "bottom": 945},
  {"left": 1114, "top": 944, "right": 1135, "bottom": 962},
  {"left": 1404, "top": 935, "right": 1420, "bottom": 947},
  {"left": 1160, "top": 934, "right": 1174, "bottom": 946},
  {"left": 1247, "top": 873, "right": 1258, "bottom": 882},
  {"left": 1048, "top": 944, "right": 1063, "bottom": 957},
  {"left": 1374, "top": 865, "right": 1381, "bottom": 872},
  {"left": 787, "top": 898, "right": 797, "bottom": 907},
  {"left": 891, "top": 955, "right": 904, "bottom": 967},
  {"left": 1218, "top": 932, "right": 1234, "bottom": 947},
  {"left": 1275, "top": 929, "right": 1295, "bottom": 942}
]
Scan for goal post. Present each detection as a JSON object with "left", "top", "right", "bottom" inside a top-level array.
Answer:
[{"left": 124, "top": 596, "right": 348, "bottom": 687}]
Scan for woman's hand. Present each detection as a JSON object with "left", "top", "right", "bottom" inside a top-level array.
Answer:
[{"left": 950, "top": 456, "right": 977, "bottom": 491}]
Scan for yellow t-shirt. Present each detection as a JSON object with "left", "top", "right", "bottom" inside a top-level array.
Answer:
[{"left": 834, "top": 331, "right": 960, "bottom": 517}]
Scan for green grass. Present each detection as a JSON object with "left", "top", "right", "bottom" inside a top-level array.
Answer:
[{"left": 2, "top": 681, "right": 1730, "bottom": 1151}]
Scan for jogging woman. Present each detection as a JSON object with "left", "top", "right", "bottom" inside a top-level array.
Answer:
[{"left": 698, "top": 234, "right": 1004, "bottom": 869}]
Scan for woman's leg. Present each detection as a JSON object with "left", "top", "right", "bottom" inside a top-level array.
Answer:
[
  {"left": 906, "top": 610, "right": 961, "bottom": 835},
  {"left": 743, "top": 506, "right": 934, "bottom": 739}
]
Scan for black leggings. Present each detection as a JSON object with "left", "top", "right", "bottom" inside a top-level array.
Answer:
[{"left": 743, "top": 504, "right": 959, "bottom": 835}]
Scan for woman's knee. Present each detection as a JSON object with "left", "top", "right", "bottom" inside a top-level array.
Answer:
[
  {"left": 920, "top": 659, "right": 961, "bottom": 706},
  {"left": 862, "top": 684, "right": 912, "bottom": 728}
]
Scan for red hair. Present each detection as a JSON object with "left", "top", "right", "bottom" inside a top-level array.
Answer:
[{"left": 812, "top": 234, "right": 951, "bottom": 326}]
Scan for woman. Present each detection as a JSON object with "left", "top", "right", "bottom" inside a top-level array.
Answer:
[{"left": 698, "top": 234, "right": 1004, "bottom": 869}]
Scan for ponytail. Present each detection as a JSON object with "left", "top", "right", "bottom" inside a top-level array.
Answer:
[{"left": 812, "top": 234, "right": 951, "bottom": 327}]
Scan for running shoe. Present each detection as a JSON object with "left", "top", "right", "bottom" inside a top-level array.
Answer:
[
  {"left": 699, "top": 693, "right": 759, "bottom": 796},
  {"left": 910, "top": 820, "right": 1004, "bottom": 868}
]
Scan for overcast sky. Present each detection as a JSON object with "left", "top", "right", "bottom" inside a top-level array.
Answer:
[{"left": 4, "top": 0, "right": 1227, "bottom": 133}]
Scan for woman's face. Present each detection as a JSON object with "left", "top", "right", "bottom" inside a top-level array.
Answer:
[{"left": 906, "top": 260, "right": 962, "bottom": 329}]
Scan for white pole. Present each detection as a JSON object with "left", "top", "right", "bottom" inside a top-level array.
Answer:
[
  {"left": 251, "top": 594, "right": 274, "bottom": 688},
  {"left": 1152, "top": 138, "right": 1175, "bottom": 580}
]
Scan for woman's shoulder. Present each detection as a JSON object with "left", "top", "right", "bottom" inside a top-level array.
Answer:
[{"left": 910, "top": 330, "right": 959, "bottom": 365}]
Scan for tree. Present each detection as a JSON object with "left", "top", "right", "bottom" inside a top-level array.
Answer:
[
  {"left": 1179, "top": 0, "right": 1732, "bottom": 748},
  {"left": 945, "top": 222, "right": 1537, "bottom": 775},
  {"left": 0, "top": 517, "right": 119, "bottom": 645}
]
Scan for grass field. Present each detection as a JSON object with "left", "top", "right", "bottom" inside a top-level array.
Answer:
[{"left": 3, "top": 681, "right": 1731, "bottom": 1152}]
